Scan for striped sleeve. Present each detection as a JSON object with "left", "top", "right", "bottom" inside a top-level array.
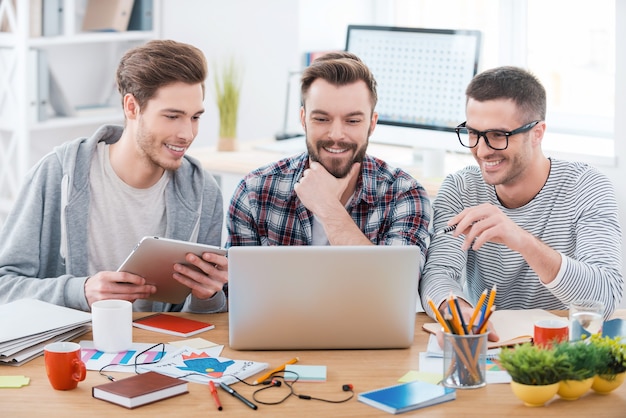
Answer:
[{"left": 420, "top": 160, "right": 623, "bottom": 319}]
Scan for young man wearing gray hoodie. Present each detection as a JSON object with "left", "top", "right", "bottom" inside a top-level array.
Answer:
[{"left": 0, "top": 40, "right": 227, "bottom": 313}]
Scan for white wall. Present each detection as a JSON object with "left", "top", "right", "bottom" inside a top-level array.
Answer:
[
  {"left": 160, "top": 0, "right": 377, "bottom": 148},
  {"left": 161, "top": 0, "right": 299, "bottom": 148}
]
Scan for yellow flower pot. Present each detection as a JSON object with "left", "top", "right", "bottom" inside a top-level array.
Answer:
[
  {"left": 557, "top": 377, "right": 593, "bottom": 400},
  {"left": 591, "top": 372, "right": 626, "bottom": 394},
  {"left": 510, "top": 381, "right": 559, "bottom": 407}
]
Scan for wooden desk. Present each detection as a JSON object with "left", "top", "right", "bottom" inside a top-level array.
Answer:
[{"left": 2, "top": 312, "right": 625, "bottom": 417}]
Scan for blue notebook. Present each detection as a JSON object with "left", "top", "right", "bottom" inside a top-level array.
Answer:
[{"left": 358, "top": 380, "right": 456, "bottom": 414}]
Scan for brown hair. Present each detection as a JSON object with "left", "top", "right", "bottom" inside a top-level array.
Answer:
[
  {"left": 300, "top": 51, "right": 378, "bottom": 110},
  {"left": 465, "top": 66, "right": 546, "bottom": 121},
  {"left": 116, "top": 39, "right": 208, "bottom": 109}
]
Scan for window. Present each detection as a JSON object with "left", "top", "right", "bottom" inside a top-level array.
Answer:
[
  {"left": 526, "top": 0, "right": 614, "bottom": 138},
  {"left": 391, "top": 0, "right": 616, "bottom": 156}
]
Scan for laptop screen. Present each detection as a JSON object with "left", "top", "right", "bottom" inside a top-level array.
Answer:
[{"left": 227, "top": 245, "right": 420, "bottom": 350}]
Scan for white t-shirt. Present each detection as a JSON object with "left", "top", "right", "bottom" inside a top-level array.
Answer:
[
  {"left": 311, "top": 192, "right": 355, "bottom": 245},
  {"left": 87, "top": 142, "right": 170, "bottom": 274}
]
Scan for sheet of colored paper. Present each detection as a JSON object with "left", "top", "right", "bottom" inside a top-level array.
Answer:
[
  {"left": 168, "top": 338, "right": 220, "bottom": 350},
  {"left": 398, "top": 370, "right": 441, "bottom": 385}
]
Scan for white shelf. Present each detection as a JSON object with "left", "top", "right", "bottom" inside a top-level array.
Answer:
[
  {"left": 0, "top": 31, "right": 156, "bottom": 48},
  {"left": 0, "top": 0, "right": 161, "bottom": 224},
  {"left": 0, "top": 33, "right": 16, "bottom": 47},
  {"left": 30, "top": 113, "right": 125, "bottom": 131},
  {"left": 28, "top": 31, "right": 158, "bottom": 47}
]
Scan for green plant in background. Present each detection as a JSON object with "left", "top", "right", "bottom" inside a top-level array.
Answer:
[
  {"left": 498, "top": 343, "right": 569, "bottom": 385},
  {"left": 554, "top": 340, "right": 602, "bottom": 381},
  {"left": 588, "top": 334, "right": 626, "bottom": 379},
  {"left": 213, "top": 58, "right": 242, "bottom": 139}
]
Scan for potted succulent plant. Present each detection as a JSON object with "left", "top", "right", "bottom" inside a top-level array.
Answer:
[
  {"left": 587, "top": 334, "right": 626, "bottom": 394},
  {"left": 213, "top": 58, "right": 242, "bottom": 151},
  {"left": 553, "top": 340, "right": 603, "bottom": 400},
  {"left": 498, "top": 343, "right": 569, "bottom": 407}
]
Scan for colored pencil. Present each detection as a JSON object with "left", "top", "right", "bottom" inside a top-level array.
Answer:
[
  {"left": 452, "top": 295, "right": 469, "bottom": 335},
  {"left": 252, "top": 357, "right": 299, "bottom": 385},
  {"left": 447, "top": 294, "right": 465, "bottom": 335},
  {"left": 477, "top": 305, "right": 496, "bottom": 334},
  {"left": 479, "top": 285, "right": 497, "bottom": 324},
  {"left": 427, "top": 299, "right": 451, "bottom": 333},
  {"left": 467, "top": 289, "right": 487, "bottom": 331}
]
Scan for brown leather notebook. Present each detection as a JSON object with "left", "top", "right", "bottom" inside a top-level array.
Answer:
[{"left": 92, "top": 371, "right": 188, "bottom": 409}]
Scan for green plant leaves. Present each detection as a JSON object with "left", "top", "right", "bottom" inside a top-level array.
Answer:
[
  {"left": 498, "top": 343, "right": 569, "bottom": 385},
  {"left": 587, "top": 334, "right": 626, "bottom": 376},
  {"left": 213, "top": 58, "right": 242, "bottom": 139},
  {"left": 498, "top": 336, "right": 626, "bottom": 385},
  {"left": 554, "top": 341, "right": 602, "bottom": 380}
]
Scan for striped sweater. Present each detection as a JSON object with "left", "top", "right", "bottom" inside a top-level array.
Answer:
[{"left": 420, "top": 159, "right": 623, "bottom": 319}]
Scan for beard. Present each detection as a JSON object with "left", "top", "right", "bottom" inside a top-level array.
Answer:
[
  {"left": 305, "top": 128, "right": 371, "bottom": 178},
  {"left": 306, "top": 139, "right": 367, "bottom": 178},
  {"left": 478, "top": 147, "right": 531, "bottom": 187}
]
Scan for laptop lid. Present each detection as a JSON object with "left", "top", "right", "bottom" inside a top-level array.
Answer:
[{"left": 228, "top": 246, "right": 420, "bottom": 350}]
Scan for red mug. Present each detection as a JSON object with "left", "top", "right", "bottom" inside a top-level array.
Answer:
[
  {"left": 534, "top": 319, "right": 569, "bottom": 348},
  {"left": 44, "top": 342, "right": 86, "bottom": 390}
]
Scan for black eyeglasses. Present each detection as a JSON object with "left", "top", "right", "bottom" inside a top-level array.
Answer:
[{"left": 455, "top": 120, "right": 541, "bottom": 150}]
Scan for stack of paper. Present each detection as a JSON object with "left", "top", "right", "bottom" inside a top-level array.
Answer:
[{"left": 0, "top": 299, "right": 92, "bottom": 366}]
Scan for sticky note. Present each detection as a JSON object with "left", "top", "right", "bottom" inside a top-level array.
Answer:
[
  {"left": 285, "top": 365, "right": 327, "bottom": 382},
  {"left": 398, "top": 370, "right": 442, "bottom": 385},
  {"left": 0, "top": 376, "right": 30, "bottom": 388}
]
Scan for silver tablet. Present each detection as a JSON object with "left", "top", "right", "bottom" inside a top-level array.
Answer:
[{"left": 117, "top": 236, "right": 227, "bottom": 304}]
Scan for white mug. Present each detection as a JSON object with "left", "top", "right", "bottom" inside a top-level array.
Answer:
[{"left": 91, "top": 299, "right": 132, "bottom": 353}]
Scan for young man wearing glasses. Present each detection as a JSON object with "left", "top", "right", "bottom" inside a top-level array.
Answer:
[{"left": 420, "top": 66, "right": 623, "bottom": 341}]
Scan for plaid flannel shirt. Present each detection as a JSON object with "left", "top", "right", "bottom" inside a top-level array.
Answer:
[{"left": 226, "top": 152, "right": 431, "bottom": 267}]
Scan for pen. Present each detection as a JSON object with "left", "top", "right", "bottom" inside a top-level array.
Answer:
[
  {"left": 435, "top": 220, "right": 481, "bottom": 237},
  {"left": 219, "top": 382, "right": 257, "bottom": 410},
  {"left": 209, "top": 380, "right": 222, "bottom": 411},
  {"left": 252, "top": 356, "right": 299, "bottom": 385},
  {"left": 435, "top": 224, "right": 459, "bottom": 236}
]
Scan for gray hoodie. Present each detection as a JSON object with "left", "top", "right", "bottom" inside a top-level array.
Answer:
[{"left": 0, "top": 125, "right": 226, "bottom": 313}]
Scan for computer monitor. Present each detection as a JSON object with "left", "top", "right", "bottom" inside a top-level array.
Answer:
[{"left": 345, "top": 25, "right": 481, "bottom": 133}]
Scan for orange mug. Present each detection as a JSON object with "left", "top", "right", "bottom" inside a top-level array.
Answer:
[
  {"left": 44, "top": 342, "right": 86, "bottom": 390},
  {"left": 534, "top": 319, "right": 569, "bottom": 348}
]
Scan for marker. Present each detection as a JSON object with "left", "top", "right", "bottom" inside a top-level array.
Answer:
[
  {"left": 252, "top": 356, "right": 299, "bottom": 385},
  {"left": 219, "top": 382, "right": 257, "bottom": 410},
  {"left": 209, "top": 380, "right": 222, "bottom": 411}
]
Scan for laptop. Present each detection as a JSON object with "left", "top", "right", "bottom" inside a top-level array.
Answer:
[{"left": 227, "top": 246, "right": 420, "bottom": 350}]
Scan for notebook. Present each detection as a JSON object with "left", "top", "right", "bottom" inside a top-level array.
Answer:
[
  {"left": 358, "top": 380, "right": 456, "bottom": 414},
  {"left": 227, "top": 246, "right": 420, "bottom": 350}
]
